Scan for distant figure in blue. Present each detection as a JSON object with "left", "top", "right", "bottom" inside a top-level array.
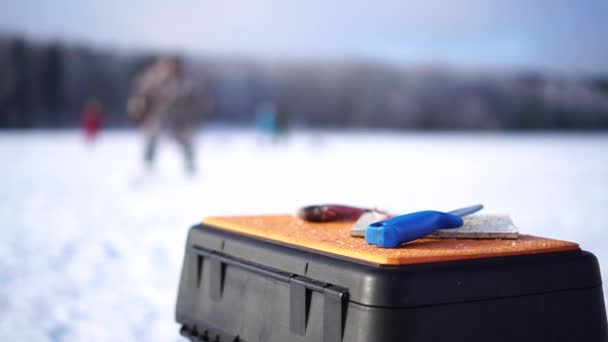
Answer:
[{"left": 254, "top": 101, "right": 288, "bottom": 144}]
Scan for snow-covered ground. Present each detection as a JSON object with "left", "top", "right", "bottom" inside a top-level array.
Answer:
[{"left": 0, "top": 129, "right": 607, "bottom": 341}]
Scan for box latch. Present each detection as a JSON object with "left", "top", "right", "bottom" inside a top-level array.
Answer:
[
  {"left": 191, "top": 246, "right": 348, "bottom": 342},
  {"left": 289, "top": 275, "right": 348, "bottom": 342}
]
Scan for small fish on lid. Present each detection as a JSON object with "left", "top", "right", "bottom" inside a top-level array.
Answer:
[{"left": 296, "top": 204, "right": 375, "bottom": 222}]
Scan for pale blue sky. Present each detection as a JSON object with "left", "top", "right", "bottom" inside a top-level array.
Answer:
[{"left": 1, "top": 0, "right": 607, "bottom": 73}]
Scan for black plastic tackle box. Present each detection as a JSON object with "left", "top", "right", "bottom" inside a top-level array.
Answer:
[{"left": 175, "top": 215, "right": 608, "bottom": 342}]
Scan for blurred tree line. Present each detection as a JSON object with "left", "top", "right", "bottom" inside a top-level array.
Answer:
[{"left": 1, "top": 36, "right": 608, "bottom": 129}]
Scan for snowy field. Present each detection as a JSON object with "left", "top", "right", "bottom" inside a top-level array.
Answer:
[{"left": 0, "top": 129, "right": 607, "bottom": 341}]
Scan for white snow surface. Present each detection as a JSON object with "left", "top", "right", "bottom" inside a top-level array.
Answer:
[{"left": 0, "top": 129, "right": 607, "bottom": 341}]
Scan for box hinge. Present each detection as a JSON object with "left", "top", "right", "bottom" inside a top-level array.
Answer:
[{"left": 180, "top": 323, "right": 239, "bottom": 342}]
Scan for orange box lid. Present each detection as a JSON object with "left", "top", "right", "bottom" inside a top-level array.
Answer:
[{"left": 203, "top": 214, "right": 580, "bottom": 266}]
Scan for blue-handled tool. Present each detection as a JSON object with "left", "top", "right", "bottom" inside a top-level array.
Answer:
[{"left": 365, "top": 204, "right": 483, "bottom": 248}]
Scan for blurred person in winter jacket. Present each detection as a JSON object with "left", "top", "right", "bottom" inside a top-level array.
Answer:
[{"left": 127, "top": 56, "right": 209, "bottom": 174}]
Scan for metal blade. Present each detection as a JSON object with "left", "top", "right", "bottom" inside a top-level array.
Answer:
[
  {"left": 448, "top": 204, "right": 484, "bottom": 217},
  {"left": 349, "top": 210, "right": 390, "bottom": 237}
]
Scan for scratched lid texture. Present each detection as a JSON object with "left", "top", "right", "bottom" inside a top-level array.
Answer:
[{"left": 203, "top": 215, "right": 579, "bottom": 265}]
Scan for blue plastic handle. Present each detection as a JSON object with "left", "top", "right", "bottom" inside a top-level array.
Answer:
[{"left": 365, "top": 210, "right": 464, "bottom": 248}]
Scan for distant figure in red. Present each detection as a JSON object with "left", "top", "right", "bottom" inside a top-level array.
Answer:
[{"left": 82, "top": 98, "right": 103, "bottom": 143}]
